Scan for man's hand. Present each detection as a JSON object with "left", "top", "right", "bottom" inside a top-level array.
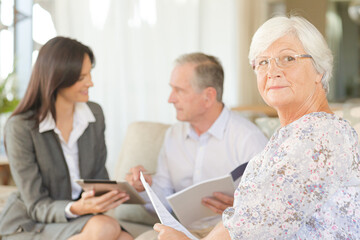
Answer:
[
  {"left": 154, "top": 223, "right": 190, "bottom": 240},
  {"left": 125, "top": 165, "right": 152, "bottom": 192},
  {"left": 201, "top": 192, "right": 234, "bottom": 214},
  {"left": 70, "top": 190, "right": 129, "bottom": 215}
]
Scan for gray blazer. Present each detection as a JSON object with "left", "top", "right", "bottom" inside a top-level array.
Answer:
[{"left": 0, "top": 102, "right": 109, "bottom": 239}]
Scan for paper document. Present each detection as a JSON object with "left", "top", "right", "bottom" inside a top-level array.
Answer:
[
  {"left": 140, "top": 172, "right": 198, "bottom": 240},
  {"left": 166, "top": 162, "right": 248, "bottom": 228},
  {"left": 167, "top": 174, "right": 235, "bottom": 227}
]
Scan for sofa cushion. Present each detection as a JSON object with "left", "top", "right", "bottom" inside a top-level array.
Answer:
[
  {"left": 254, "top": 117, "right": 281, "bottom": 139},
  {"left": 254, "top": 105, "right": 360, "bottom": 141},
  {"left": 334, "top": 104, "right": 360, "bottom": 140},
  {"left": 0, "top": 186, "right": 17, "bottom": 213},
  {"left": 115, "top": 204, "right": 159, "bottom": 226},
  {"left": 113, "top": 121, "right": 170, "bottom": 227},
  {"left": 114, "top": 121, "right": 170, "bottom": 181}
]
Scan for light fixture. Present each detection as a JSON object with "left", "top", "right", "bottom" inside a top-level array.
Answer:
[
  {"left": 128, "top": 0, "right": 157, "bottom": 28},
  {"left": 348, "top": 0, "right": 360, "bottom": 24},
  {"left": 32, "top": 3, "right": 56, "bottom": 45},
  {"left": 89, "top": 0, "right": 111, "bottom": 30}
]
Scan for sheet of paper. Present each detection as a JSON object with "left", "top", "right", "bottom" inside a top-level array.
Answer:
[{"left": 140, "top": 172, "right": 198, "bottom": 240}]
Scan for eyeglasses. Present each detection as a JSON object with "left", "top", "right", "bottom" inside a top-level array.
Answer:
[{"left": 253, "top": 54, "right": 312, "bottom": 73}]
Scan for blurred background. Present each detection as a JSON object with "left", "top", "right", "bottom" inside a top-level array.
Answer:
[{"left": 0, "top": 0, "right": 359, "bottom": 175}]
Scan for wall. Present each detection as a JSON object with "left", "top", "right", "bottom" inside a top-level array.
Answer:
[{"left": 286, "top": 0, "right": 327, "bottom": 36}]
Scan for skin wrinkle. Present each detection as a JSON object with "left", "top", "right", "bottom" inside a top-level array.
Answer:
[
  {"left": 256, "top": 35, "right": 332, "bottom": 126},
  {"left": 168, "top": 62, "right": 223, "bottom": 135}
]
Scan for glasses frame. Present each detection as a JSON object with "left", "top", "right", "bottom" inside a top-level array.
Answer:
[{"left": 252, "top": 54, "right": 312, "bottom": 72}]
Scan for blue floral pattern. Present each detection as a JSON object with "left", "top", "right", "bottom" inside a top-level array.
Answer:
[{"left": 223, "top": 112, "right": 360, "bottom": 239}]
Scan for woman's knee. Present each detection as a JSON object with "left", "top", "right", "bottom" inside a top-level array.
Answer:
[{"left": 85, "top": 215, "right": 121, "bottom": 239}]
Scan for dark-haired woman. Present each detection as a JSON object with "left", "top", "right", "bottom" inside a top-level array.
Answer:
[{"left": 0, "top": 37, "right": 133, "bottom": 240}]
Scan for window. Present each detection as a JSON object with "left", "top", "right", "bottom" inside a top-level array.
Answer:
[{"left": 0, "top": 0, "right": 15, "bottom": 79}]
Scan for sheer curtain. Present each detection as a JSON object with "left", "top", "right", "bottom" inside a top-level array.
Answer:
[{"left": 51, "top": 0, "right": 263, "bottom": 175}]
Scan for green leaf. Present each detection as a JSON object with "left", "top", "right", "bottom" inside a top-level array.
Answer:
[
  {"left": 0, "top": 72, "right": 19, "bottom": 114},
  {"left": 0, "top": 98, "right": 19, "bottom": 114}
]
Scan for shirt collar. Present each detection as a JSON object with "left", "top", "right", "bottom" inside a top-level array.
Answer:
[
  {"left": 185, "top": 106, "right": 230, "bottom": 140},
  {"left": 39, "top": 102, "right": 96, "bottom": 133}
]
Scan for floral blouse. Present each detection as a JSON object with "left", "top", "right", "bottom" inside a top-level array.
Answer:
[{"left": 223, "top": 112, "right": 360, "bottom": 239}]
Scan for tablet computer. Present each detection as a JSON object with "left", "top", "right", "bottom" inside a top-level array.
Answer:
[{"left": 76, "top": 179, "right": 146, "bottom": 204}]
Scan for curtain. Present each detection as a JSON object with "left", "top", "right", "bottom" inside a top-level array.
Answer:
[{"left": 51, "top": 0, "right": 264, "bottom": 175}]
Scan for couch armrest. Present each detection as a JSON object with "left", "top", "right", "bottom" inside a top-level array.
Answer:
[{"left": 0, "top": 186, "right": 17, "bottom": 213}]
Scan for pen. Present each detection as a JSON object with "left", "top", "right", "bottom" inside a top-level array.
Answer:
[{"left": 126, "top": 171, "right": 155, "bottom": 175}]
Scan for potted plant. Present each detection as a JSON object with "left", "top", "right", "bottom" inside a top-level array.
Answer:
[
  {"left": 0, "top": 72, "right": 19, "bottom": 115},
  {"left": 0, "top": 71, "right": 19, "bottom": 155}
]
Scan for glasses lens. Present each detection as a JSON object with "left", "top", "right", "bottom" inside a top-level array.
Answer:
[
  {"left": 255, "top": 58, "right": 268, "bottom": 71},
  {"left": 278, "top": 54, "right": 297, "bottom": 68},
  {"left": 254, "top": 53, "right": 308, "bottom": 73}
]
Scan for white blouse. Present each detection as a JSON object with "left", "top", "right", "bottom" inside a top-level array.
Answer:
[{"left": 39, "top": 102, "right": 95, "bottom": 217}]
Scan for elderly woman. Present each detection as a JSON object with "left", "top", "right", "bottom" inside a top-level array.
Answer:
[{"left": 154, "top": 15, "right": 360, "bottom": 239}]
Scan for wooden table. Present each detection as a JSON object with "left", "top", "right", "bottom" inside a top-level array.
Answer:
[{"left": 0, "top": 155, "right": 10, "bottom": 185}]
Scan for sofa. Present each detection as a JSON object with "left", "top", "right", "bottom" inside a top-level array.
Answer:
[
  {"left": 0, "top": 103, "right": 359, "bottom": 239},
  {"left": 110, "top": 103, "right": 360, "bottom": 238}
]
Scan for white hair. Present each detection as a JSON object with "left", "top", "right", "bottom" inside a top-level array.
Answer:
[{"left": 249, "top": 15, "right": 333, "bottom": 93}]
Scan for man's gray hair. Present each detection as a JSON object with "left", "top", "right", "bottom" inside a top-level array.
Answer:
[
  {"left": 175, "top": 52, "right": 224, "bottom": 102},
  {"left": 249, "top": 15, "right": 333, "bottom": 93}
]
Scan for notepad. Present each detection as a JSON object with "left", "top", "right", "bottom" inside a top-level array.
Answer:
[{"left": 166, "top": 162, "right": 248, "bottom": 227}]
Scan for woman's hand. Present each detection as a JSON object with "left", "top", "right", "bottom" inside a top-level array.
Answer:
[
  {"left": 70, "top": 190, "right": 129, "bottom": 215},
  {"left": 153, "top": 223, "right": 191, "bottom": 240}
]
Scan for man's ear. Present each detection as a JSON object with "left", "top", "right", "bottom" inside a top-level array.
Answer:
[{"left": 204, "top": 87, "right": 217, "bottom": 106}]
